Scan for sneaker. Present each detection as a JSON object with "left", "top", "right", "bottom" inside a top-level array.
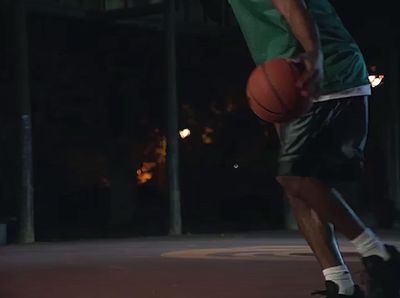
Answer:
[
  {"left": 311, "top": 281, "right": 365, "bottom": 297},
  {"left": 361, "top": 244, "right": 400, "bottom": 298}
]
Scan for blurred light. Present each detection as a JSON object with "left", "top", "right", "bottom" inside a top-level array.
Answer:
[
  {"left": 368, "top": 74, "right": 384, "bottom": 88},
  {"left": 202, "top": 127, "right": 215, "bottom": 144},
  {"left": 137, "top": 162, "right": 157, "bottom": 185},
  {"left": 179, "top": 129, "right": 191, "bottom": 139},
  {"left": 233, "top": 164, "right": 239, "bottom": 169}
]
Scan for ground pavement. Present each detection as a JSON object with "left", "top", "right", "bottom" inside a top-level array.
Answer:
[{"left": 1, "top": 230, "right": 399, "bottom": 298}]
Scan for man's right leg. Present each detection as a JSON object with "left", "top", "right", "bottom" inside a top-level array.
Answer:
[
  {"left": 287, "top": 194, "right": 360, "bottom": 296},
  {"left": 277, "top": 176, "right": 366, "bottom": 241},
  {"left": 287, "top": 195, "right": 343, "bottom": 269}
]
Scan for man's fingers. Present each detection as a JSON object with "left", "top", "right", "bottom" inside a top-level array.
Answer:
[
  {"left": 297, "top": 68, "right": 314, "bottom": 88},
  {"left": 299, "top": 71, "right": 321, "bottom": 98},
  {"left": 293, "top": 50, "right": 324, "bottom": 98}
]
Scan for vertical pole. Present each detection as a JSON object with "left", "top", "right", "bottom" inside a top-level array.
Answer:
[
  {"left": 14, "top": 0, "right": 35, "bottom": 243},
  {"left": 166, "top": 0, "right": 182, "bottom": 235},
  {"left": 221, "top": 0, "right": 227, "bottom": 26},
  {"left": 388, "top": 50, "right": 400, "bottom": 211}
]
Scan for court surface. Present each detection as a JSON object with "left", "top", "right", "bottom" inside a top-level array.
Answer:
[{"left": 1, "top": 230, "right": 399, "bottom": 298}]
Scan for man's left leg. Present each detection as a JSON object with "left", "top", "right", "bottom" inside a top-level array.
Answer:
[
  {"left": 278, "top": 175, "right": 400, "bottom": 298},
  {"left": 275, "top": 97, "right": 399, "bottom": 297}
]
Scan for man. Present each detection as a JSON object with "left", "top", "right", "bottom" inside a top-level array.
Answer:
[{"left": 227, "top": 0, "right": 400, "bottom": 297}]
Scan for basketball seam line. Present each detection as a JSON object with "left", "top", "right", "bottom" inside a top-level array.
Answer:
[
  {"left": 261, "top": 63, "right": 290, "bottom": 113},
  {"left": 249, "top": 90, "right": 282, "bottom": 115}
]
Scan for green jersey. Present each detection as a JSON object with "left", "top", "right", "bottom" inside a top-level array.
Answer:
[{"left": 228, "top": 0, "right": 369, "bottom": 94}]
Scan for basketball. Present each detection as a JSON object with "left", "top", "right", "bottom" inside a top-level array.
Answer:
[{"left": 246, "top": 58, "right": 312, "bottom": 123}]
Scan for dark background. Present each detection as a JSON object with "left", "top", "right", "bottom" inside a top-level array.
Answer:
[{"left": 0, "top": 0, "right": 399, "bottom": 242}]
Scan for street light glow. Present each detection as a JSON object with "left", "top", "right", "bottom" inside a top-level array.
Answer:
[
  {"left": 179, "top": 129, "right": 191, "bottom": 139},
  {"left": 368, "top": 74, "right": 384, "bottom": 88}
]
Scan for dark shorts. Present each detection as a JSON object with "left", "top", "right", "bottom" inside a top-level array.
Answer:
[{"left": 277, "top": 96, "right": 369, "bottom": 182}]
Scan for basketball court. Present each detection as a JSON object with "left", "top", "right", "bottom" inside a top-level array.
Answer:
[{"left": 1, "top": 231, "right": 399, "bottom": 298}]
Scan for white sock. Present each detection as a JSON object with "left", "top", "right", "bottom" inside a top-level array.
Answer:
[
  {"left": 323, "top": 265, "right": 355, "bottom": 295},
  {"left": 350, "top": 229, "right": 390, "bottom": 261}
]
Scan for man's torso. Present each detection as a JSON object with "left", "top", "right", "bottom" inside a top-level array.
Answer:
[{"left": 228, "top": 0, "right": 370, "bottom": 98}]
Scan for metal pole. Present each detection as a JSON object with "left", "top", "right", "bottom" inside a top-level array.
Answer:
[
  {"left": 388, "top": 50, "right": 400, "bottom": 211},
  {"left": 14, "top": 0, "right": 35, "bottom": 243},
  {"left": 221, "top": 0, "right": 226, "bottom": 26},
  {"left": 166, "top": 0, "right": 182, "bottom": 235}
]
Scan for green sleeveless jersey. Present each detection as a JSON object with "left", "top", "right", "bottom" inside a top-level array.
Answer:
[{"left": 228, "top": 0, "right": 369, "bottom": 94}]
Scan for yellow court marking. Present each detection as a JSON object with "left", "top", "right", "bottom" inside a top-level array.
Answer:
[{"left": 162, "top": 245, "right": 360, "bottom": 262}]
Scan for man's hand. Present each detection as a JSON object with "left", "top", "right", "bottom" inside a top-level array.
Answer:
[
  {"left": 295, "top": 49, "right": 324, "bottom": 99},
  {"left": 272, "top": 0, "right": 324, "bottom": 99}
]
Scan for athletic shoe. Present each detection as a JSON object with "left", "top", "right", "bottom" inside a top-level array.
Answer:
[
  {"left": 311, "top": 281, "right": 365, "bottom": 297},
  {"left": 361, "top": 244, "right": 400, "bottom": 298}
]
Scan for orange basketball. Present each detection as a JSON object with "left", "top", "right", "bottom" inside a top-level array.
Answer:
[{"left": 246, "top": 58, "right": 312, "bottom": 123}]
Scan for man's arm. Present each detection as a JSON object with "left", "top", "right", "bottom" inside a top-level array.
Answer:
[{"left": 271, "top": 0, "right": 324, "bottom": 98}]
